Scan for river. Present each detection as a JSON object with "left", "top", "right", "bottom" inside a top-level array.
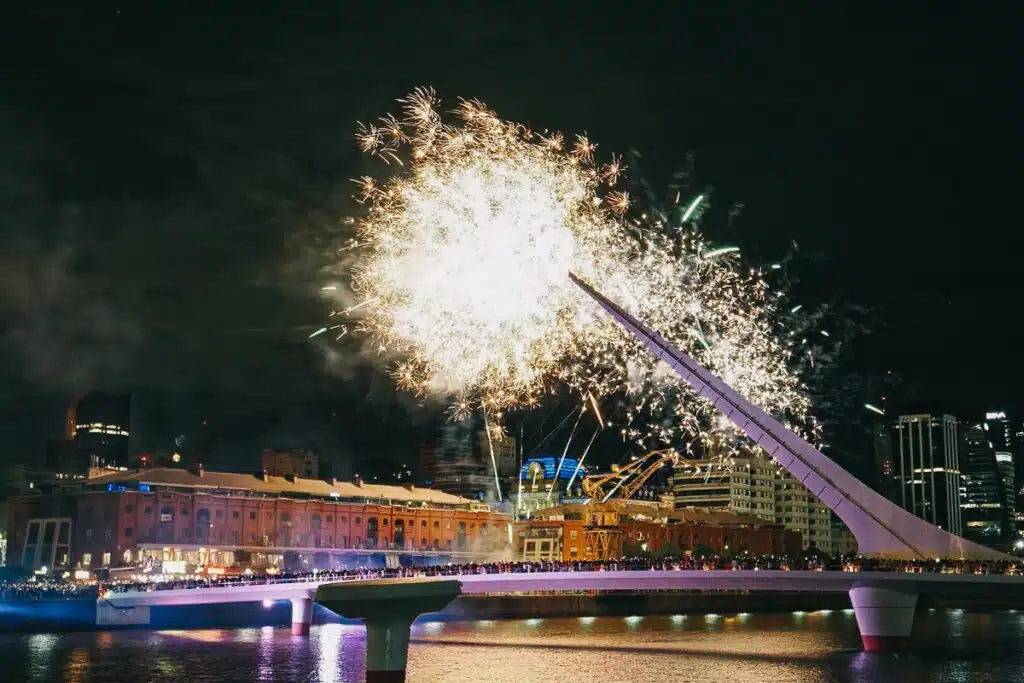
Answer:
[{"left": 3, "top": 610, "right": 1024, "bottom": 682}]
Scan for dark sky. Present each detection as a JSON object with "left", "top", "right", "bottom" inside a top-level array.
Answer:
[{"left": 0, "top": 3, "right": 1018, "bottom": 469}]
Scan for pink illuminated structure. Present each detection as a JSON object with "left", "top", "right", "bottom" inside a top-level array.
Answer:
[{"left": 568, "top": 272, "right": 1005, "bottom": 561}]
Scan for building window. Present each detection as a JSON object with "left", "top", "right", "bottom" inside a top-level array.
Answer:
[
  {"left": 433, "top": 521, "right": 440, "bottom": 529},
  {"left": 340, "top": 516, "right": 347, "bottom": 523},
  {"left": 250, "top": 511, "right": 257, "bottom": 521},
  {"left": 123, "top": 549, "right": 133, "bottom": 564},
  {"left": 125, "top": 527, "right": 133, "bottom": 538},
  {"left": 160, "top": 507, "right": 173, "bottom": 523},
  {"left": 85, "top": 529, "right": 92, "bottom": 540},
  {"left": 355, "top": 517, "right": 362, "bottom": 525},
  {"left": 104, "top": 528, "right": 112, "bottom": 542},
  {"left": 249, "top": 533, "right": 256, "bottom": 543},
  {"left": 326, "top": 515, "right": 333, "bottom": 523},
  {"left": 216, "top": 510, "right": 224, "bottom": 519},
  {"left": 82, "top": 553, "right": 92, "bottom": 567},
  {"left": 342, "top": 536, "right": 348, "bottom": 547},
  {"left": 144, "top": 506, "right": 151, "bottom": 514},
  {"left": 102, "top": 552, "right": 111, "bottom": 567},
  {"left": 232, "top": 531, "right": 240, "bottom": 544},
  {"left": 421, "top": 538, "right": 428, "bottom": 547},
  {"left": 181, "top": 507, "right": 190, "bottom": 516},
  {"left": 421, "top": 520, "right": 427, "bottom": 528},
  {"left": 266, "top": 511, "right": 273, "bottom": 521},
  {"left": 326, "top": 535, "right": 332, "bottom": 546},
  {"left": 382, "top": 518, "right": 389, "bottom": 526},
  {"left": 232, "top": 510, "right": 240, "bottom": 519},
  {"left": 569, "top": 530, "right": 577, "bottom": 540},
  {"left": 125, "top": 505, "right": 133, "bottom": 514},
  {"left": 355, "top": 536, "right": 362, "bottom": 546}
]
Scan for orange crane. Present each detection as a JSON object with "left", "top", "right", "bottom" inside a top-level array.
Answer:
[{"left": 580, "top": 449, "right": 681, "bottom": 560}]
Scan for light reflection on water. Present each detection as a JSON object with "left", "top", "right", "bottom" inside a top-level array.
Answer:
[{"left": 1, "top": 611, "right": 1023, "bottom": 682}]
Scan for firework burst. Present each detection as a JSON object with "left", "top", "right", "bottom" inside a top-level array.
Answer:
[{"left": 336, "top": 88, "right": 817, "bottom": 457}]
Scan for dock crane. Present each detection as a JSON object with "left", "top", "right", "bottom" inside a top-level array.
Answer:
[{"left": 580, "top": 448, "right": 682, "bottom": 560}]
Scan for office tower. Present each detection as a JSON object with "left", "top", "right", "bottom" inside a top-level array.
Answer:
[{"left": 891, "top": 414, "right": 962, "bottom": 536}]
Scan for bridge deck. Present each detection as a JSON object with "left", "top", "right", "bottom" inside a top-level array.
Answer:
[{"left": 103, "top": 570, "right": 1024, "bottom": 608}]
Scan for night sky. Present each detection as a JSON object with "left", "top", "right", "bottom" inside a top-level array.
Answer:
[{"left": 0, "top": 4, "right": 1018, "bottom": 470}]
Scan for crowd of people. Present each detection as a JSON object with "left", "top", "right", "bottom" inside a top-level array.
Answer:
[
  {"left": 4, "top": 554, "right": 1021, "bottom": 601},
  {"left": 0, "top": 579, "right": 100, "bottom": 601}
]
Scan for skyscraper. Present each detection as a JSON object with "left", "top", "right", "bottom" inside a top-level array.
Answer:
[
  {"left": 72, "top": 391, "right": 132, "bottom": 467},
  {"left": 961, "top": 423, "right": 1015, "bottom": 546},
  {"left": 431, "top": 420, "right": 491, "bottom": 499},
  {"left": 891, "top": 414, "right": 962, "bottom": 536},
  {"left": 983, "top": 411, "right": 1019, "bottom": 541}
]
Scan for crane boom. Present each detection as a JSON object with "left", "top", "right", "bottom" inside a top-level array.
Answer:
[{"left": 582, "top": 448, "right": 679, "bottom": 503}]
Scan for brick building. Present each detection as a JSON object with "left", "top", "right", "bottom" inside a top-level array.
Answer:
[
  {"left": 514, "top": 502, "right": 802, "bottom": 561},
  {"left": 7, "top": 467, "right": 510, "bottom": 576}
]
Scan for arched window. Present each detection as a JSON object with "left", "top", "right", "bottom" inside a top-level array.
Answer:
[
  {"left": 366, "top": 518, "right": 379, "bottom": 547},
  {"left": 394, "top": 519, "right": 405, "bottom": 548},
  {"left": 196, "top": 508, "right": 211, "bottom": 542},
  {"left": 457, "top": 521, "right": 467, "bottom": 549}
]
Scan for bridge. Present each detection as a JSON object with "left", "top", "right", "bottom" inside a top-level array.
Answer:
[
  {"left": 568, "top": 272, "right": 1006, "bottom": 562},
  {"left": 100, "top": 569, "right": 1024, "bottom": 680}
]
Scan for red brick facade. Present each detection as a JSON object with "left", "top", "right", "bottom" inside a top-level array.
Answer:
[{"left": 7, "top": 472, "right": 509, "bottom": 572}]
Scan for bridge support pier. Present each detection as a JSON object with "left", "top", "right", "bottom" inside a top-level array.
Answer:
[
  {"left": 290, "top": 597, "right": 313, "bottom": 636},
  {"left": 849, "top": 585, "right": 917, "bottom": 652},
  {"left": 316, "top": 579, "right": 462, "bottom": 683}
]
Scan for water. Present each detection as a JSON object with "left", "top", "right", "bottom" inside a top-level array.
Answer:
[{"left": 3, "top": 610, "right": 1024, "bottom": 682}]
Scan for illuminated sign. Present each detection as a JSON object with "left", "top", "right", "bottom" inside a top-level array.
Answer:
[
  {"left": 520, "top": 456, "right": 581, "bottom": 480},
  {"left": 986, "top": 411, "right": 1007, "bottom": 420},
  {"left": 996, "top": 452, "right": 1013, "bottom": 464}
]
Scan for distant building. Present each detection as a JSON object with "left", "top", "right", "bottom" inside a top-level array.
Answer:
[
  {"left": 72, "top": 392, "right": 132, "bottom": 468},
  {"left": 482, "top": 428, "right": 518, "bottom": 479},
  {"left": 261, "top": 450, "right": 319, "bottom": 479},
  {"left": 431, "top": 421, "right": 491, "bottom": 500},
  {"left": 872, "top": 423, "right": 897, "bottom": 500},
  {"left": 671, "top": 456, "right": 842, "bottom": 554},
  {"left": 890, "top": 414, "right": 963, "bottom": 536},
  {"left": 983, "top": 411, "right": 1019, "bottom": 540},
  {"left": 419, "top": 439, "right": 439, "bottom": 484},
  {"left": 961, "top": 422, "right": 1015, "bottom": 547}
]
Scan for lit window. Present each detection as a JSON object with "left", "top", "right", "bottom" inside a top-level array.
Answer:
[
  {"left": 101, "top": 552, "right": 111, "bottom": 567},
  {"left": 82, "top": 553, "right": 92, "bottom": 567}
]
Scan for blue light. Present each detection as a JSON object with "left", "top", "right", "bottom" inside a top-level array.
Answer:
[
  {"left": 138, "top": 484, "right": 150, "bottom": 492},
  {"left": 520, "top": 456, "right": 580, "bottom": 480}
]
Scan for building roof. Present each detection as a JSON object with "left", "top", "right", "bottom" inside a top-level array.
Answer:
[{"left": 85, "top": 467, "right": 482, "bottom": 507}]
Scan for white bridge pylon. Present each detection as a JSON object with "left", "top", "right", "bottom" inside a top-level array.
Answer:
[{"left": 569, "top": 272, "right": 1006, "bottom": 561}]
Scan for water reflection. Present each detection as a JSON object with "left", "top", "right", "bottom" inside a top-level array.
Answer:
[{"left": 0, "top": 612, "right": 1022, "bottom": 682}]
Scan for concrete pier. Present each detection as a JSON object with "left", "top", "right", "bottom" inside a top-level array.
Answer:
[
  {"left": 290, "top": 597, "right": 313, "bottom": 636},
  {"left": 317, "top": 579, "right": 462, "bottom": 682},
  {"left": 849, "top": 585, "right": 918, "bottom": 652}
]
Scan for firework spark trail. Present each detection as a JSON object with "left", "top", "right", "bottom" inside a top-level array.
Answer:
[
  {"left": 482, "top": 408, "right": 503, "bottom": 502},
  {"left": 549, "top": 404, "right": 586, "bottom": 501},
  {"left": 336, "top": 88, "right": 819, "bottom": 464},
  {"left": 566, "top": 427, "right": 601, "bottom": 494}
]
